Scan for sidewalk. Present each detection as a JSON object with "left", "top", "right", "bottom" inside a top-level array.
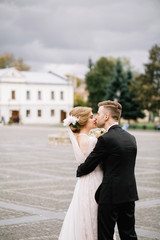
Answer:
[{"left": 0, "top": 125, "right": 160, "bottom": 240}]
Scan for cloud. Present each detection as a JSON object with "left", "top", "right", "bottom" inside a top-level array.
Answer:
[{"left": 0, "top": 0, "right": 160, "bottom": 76}]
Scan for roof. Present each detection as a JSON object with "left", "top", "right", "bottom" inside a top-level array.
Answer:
[
  {"left": 0, "top": 68, "right": 10, "bottom": 75},
  {"left": 0, "top": 68, "right": 72, "bottom": 85}
]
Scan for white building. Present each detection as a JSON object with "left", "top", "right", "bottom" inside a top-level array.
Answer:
[{"left": 0, "top": 68, "right": 73, "bottom": 124}]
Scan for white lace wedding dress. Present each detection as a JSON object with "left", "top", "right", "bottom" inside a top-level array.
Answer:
[{"left": 58, "top": 129, "right": 103, "bottom": 240}]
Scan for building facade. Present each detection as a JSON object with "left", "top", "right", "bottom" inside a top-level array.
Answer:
[{"left": 0, "top": 68, "right": 73, "bottom": 124}]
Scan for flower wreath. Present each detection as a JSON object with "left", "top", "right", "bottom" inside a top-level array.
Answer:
[{"left": 63, "top": 115, "right": 80, "bottom": 128}]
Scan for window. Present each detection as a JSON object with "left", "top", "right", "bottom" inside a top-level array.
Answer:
[
  {"left": 38, "top": 110, "right": 42, "bottom": 117},
  {"left": 51, "top": 91, "right": 54, "bottom": 100},
  {"left": 26, "top": 91, "right": 30, "bottom": 100},
  {"left": 38, "top": 91, "right": 41, "bottom": 100},
  {"left": 26, "top": 110, "right": 30, "bottom": 117},
  {"left": 51, "top": 109, "right": 55, "bottom": 116},
  {"left": 60, "top": 91, "right": 64, "bottom": 100},
  {"left": 11, "top": 91, "right": 15, "bottom": 100}
]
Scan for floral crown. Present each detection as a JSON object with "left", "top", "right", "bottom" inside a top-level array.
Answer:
[{"left": 63, "top": 115, "right": 80, "bottom": 128}]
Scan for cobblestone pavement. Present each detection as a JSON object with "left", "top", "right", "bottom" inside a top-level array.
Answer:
[{"left": 0, "top": 125, "right": 160, "bottom": 240}]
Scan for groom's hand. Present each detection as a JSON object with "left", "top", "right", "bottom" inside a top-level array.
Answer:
[
  {"left": 76, "top": 137, "right": 105, "bottom": 177},
  {"left": 76, "top": 166, "right": 83, "bottom": 177}
]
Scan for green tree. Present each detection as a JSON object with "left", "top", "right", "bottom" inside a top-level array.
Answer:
[
  {"left": 85, "top": 57, "right": 115, "bottom": 112},
  {"left": 0, "top": 53, "right": 30, "bottom": 71},
  {"left": 132, "top": 44, "right": 160, "bottom": 121},
  {"left": 105, "top": 60, "right": 123, "bottom": 101},
  {"left": 0, "top": 53, "right": 15, "bottom": 68},
  {"left": 88, "top": 58, "right": 94, "bottom": 70},
  {"left": 121, "top": 71, "right": 145, "bottom": 121},
  {"left": 106, "top": 60, "right": 144, "bottom": 121},
  {"left": 14, "top": 57, "right": 30, "bottom": 71},
  {"left": 74, "top": 93, "right": 87, "bottom": 107}
]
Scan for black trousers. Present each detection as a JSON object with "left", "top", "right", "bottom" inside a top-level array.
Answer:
[{"left": 98, "top": 202, "right": 138, "bottom": 240}]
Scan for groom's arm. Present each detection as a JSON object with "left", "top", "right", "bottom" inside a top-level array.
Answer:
[{"left": 76, "top": 137, "right": 105, "bottom": 177}]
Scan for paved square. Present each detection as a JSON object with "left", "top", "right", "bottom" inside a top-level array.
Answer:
[{"left": 0, "top": 125, "right": 160, "bottom": 240}]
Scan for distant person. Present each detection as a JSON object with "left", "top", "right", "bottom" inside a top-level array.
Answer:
[
  {"left": 58, "top": 106, "right": 116, "bottom": 240},
  {"left": 17, "top": 116, "right": 20, "bottom": 123},
  {"left": 122, "top": 123, "right": 129, "bottom": 131},
  {"left": 1, "top": 116, "right": 5, "bottom": 125},
  {"left": 77, "top": 100, "right": 139, "bottom": 240}
]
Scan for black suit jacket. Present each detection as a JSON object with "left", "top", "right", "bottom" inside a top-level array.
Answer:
[{"left": 77, "top": 125, "right": 139, "bottom": 204}]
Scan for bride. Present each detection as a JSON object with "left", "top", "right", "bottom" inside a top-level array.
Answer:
[{"left": 58, "top": 106, "right": 103, "bottom": 240}]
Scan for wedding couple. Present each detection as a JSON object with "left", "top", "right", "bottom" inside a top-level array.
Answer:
[{"left": 58, "top": 100, "right": 139, "bottom": 240}]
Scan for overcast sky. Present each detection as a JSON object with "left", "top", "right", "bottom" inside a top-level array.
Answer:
[{"left": 0, "top": 0, "right": 160, "bottom": 77}]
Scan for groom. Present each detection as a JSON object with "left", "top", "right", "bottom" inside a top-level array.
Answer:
[{"left": 77, "top": 100, "right": 139, "bottom": 240}]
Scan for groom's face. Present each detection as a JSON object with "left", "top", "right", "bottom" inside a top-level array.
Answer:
[{"left": 96, "top": 106, "right": 106, "bottom": 128}]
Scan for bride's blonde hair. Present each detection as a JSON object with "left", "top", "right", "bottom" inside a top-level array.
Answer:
[{"left": 69, "top": 106, "right": 92, "bottom": 133}]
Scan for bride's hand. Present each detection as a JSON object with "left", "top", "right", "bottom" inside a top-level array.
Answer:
[{"left": 95, "top": 133, "right": 100, "bottom": 138}]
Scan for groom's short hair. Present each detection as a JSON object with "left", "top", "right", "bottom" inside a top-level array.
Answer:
[{"left": 98, "top": 100, "right": 122, "bottom": 121}]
